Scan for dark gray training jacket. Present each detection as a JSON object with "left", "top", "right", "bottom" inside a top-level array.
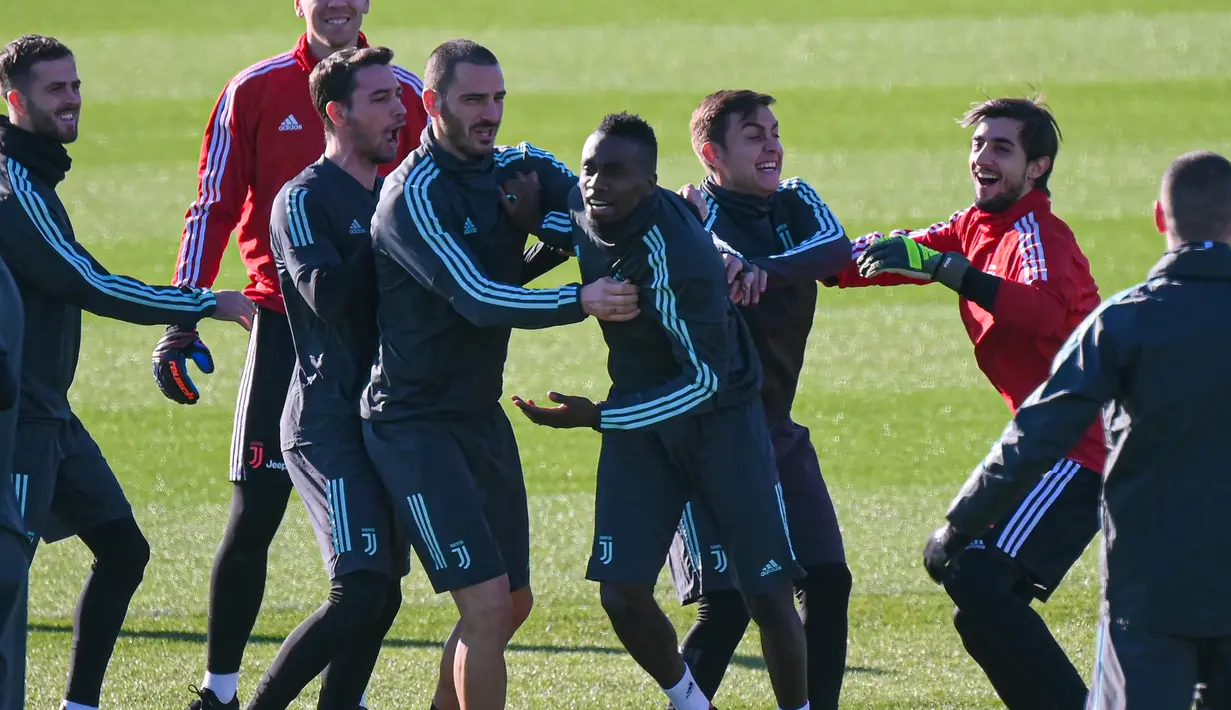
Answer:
[
  {"left": 0, "top": 255, "right": 25, "bottom": 541},
  {"left": 0, "top": 116, "right": 217, "bottom": 423},
  {"left": 270, "top": 157, "right": 382, "bottom": 451},
  {"left": 947, "top": 240, "right": 1231, "bottom": 637},
  {"left": 361, "top": 128, "right": 585, "bottom": 423}
]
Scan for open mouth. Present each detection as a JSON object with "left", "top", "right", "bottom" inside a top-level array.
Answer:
[
  {"left": 323, "top": 17, "right": 352, "bottom": 27},
  {"left": 472, "top": 126, "right": 496, "bottom": 143},
  {"left": 586, "top": 197, "right": 615, "bottom": 216},
  {"left": 756, "top": 161, "right": 779, "bottom": 173},
  {"left": 974, "top": 170, "right": 1001, "bottom": 187}
]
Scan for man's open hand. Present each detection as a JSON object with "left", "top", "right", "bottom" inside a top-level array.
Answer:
[
  {"left": 511, "top": 392, "right": 600, "bottom": 429},
  {"left": 210, "top": 290, "right": 256, "bottom": 331},
  {"left": 581, "top": 277, "right": 640, "bottom": 321},
  {"left": 500, "top": 171, "right": 543, "bottom": 236}
]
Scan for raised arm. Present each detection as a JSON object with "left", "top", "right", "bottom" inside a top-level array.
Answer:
[
  {"left": 750, "top": 178, "right": 850, "bottom": 281},
  {"left": 825, "top": 210, "right": 967, "bottom": 288},
  {"left": 497, "top": 142, "right": 579, "bottom": 251}
]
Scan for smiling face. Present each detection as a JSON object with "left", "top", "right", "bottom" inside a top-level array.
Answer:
[
  {"left": 9, "top": 55, "right": 81, "bottom": 143},
  {"left": 579, "top": 132, "right": 656, "bottom": 224},
  {"left": 969, "top": 117, "right": 1049, "bottom": 213},
  {"left": 706, "top": 103, "right": 782, "bottom": 197},
  {"left": 295, "top": 0, "right": 369, "bottom": 55}
]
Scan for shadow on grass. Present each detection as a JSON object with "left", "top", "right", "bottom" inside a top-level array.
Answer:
[{"left": 29, "top": 622, "right": 889, "bottom": 675}]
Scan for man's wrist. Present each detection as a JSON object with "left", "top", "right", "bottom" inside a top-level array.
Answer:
[{"left": 932, "top": 252, "right": 970, "bottom": 291}]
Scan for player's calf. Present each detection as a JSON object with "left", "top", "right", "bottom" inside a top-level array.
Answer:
[
  {"left": 433, "top": 586, "right": 533, "bottom": 710},
  {"left": 796, "top": 563, "right": 852, "bottom": 710},
  {"left": 745, "top": 579, "right": 809, "bottom": 710},
  {"left": 450, "top": 575, "right": 516, "bottom": 710}
]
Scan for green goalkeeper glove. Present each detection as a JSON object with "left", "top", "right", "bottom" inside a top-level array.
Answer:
[{"left": 856, "top": 235, "right": 970, "bottom": 290}]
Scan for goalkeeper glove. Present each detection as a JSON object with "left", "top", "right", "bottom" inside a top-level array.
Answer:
[
  {"left": 856, "top": 235, "right": 970, "bottom": 290},
  {"left": 922, "top": 523, "right": 976, "bottom": 584},
  {"left": 151, "top": 325, "right": 215, "bottom": 405}
]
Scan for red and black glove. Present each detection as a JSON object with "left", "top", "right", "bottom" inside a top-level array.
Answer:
[{"left": 151, "top": 325, "right": 215, "bottom": 405}]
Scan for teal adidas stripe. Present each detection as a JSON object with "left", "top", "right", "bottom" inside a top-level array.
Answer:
[
  {"left": 775, "top": 483, "right": 796, "bottom": 561},
  {"left": 286, "top": 187, "right": 315, "bottom": 248},
  {"left": 494, "top": 142, "right": 575, "bottom": 178},
  {"left": 8, "top": 159, "right": 215, "bottom": 311},
  {"left": 401, "top": 158, "right": 578, "bottom": 309},
  {"left": 682, "top": 503, "right": 702, "bottom": 571},
  {"left": 408, "top": 493, "right": 447, "bottom": 570},
  {"left": 775, "top": 177, "right": 844, "bottom": 256},
  {"left": 540, "top": 211, "right": 572, "bottom": 233},
  {"left": 600, "top": 227, "right": 718, "bottom": 429}
]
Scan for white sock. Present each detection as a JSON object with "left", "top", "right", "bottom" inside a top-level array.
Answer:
[
  {"left": 62, "top": 702, "right": 98, "bottom": 710},
  {"left": 661, "top": 665, "right": 709, "bottom": 710},
  {"left": 202, "top": 672, "right": 239, "bottom": 703},
  {"left": 780, "top": 703, "right": 811, "bottom": 710}
]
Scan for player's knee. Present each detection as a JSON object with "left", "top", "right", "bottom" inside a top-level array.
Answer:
[
  {"left": 327, "top": 571, "right": 390, "bottom": 628},
  {"left": 796, "top": 563, "right": 852, "bottom": 624},
  {"left": 695, "top": 590, "right": 752, "bottom": 641},
  {"left": 88, "top": 517, "right": 150, "bottom": 590},
  {"left": 510, "top": 585, "right": 534, "bottom": 630},
  {"left": 600, "top": 581, "right": 655, "bottom": 625},
  {"left": 744, "top": 582, "right": 799, "bottom": 630},
  {"left": 457, "top": 578, "right": 515, "bottom": 640}
]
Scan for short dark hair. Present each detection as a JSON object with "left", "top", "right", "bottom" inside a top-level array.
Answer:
[
  {"left": 1160, "top": 151, "right": 1231, "bottom": 243},
  {"left": 961, "top": 96, "right": 1062, "bottom": 194},
  {"left": 424, "top": 39, "right": 498, "bottom": 95},
  {"left": 0, "top": 34, "right": 73, "bottom": 94},
  {"left": 309, "top": 46, "right": 395, "bottom": 134},
  {"left": 595, "top": 112, "right": 657, "bottom": 170},
  {"left": 690, "top": 89, "right": 776, "bottom": 170}
]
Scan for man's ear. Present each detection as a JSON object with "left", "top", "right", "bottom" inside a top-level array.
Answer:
[
  {"left": 1026, "top": 155, "right": 1051, "bottom": 182},
  {"left": 700, "top": 142, "right": 721, "bottom": 172},
  {"left": 324, "top": 100, "right": 346, "bottom": 131},
  {"left": 4, "top": 89, "right": 25, "bottom": 117},
  {"left": 1154, "top": 200, "right": 1167, "bottom": 235},
  {"left": 422, "top": 88, "right": 442, "bottom": 119}
]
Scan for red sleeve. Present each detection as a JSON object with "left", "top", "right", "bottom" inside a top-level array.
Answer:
[
  {"left": 825, "top": 209, "right": 967, "bottom": 288},
  {"left": 173, "top": 76, "right": 256, "bottom": 288},
  {"left": 391, "top": 65, "right": 428, "bottom": 167},
  {"left": 991, "top": 215, "right": 1087, "bottom": 337}
]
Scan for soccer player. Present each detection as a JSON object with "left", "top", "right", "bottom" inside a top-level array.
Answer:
[
  {"left": 146, "top": 3, "right": 429, "bottom": 707},
  {"left": 0, "top": 253, "right": 28, "bottom": 710},
  {"left": 923, "top": 150, "right": 1231, "bottom": 710},
  {"left": 664, "top": 89, "right": 853, "bottom": 709},
  {"left": 362, "top": 40, "right": 639, "bottom": 710},
  {"left": 0, "top": 35, "right": 254, "bottom": 710},
  {"left": 514, "top": 112, "right": 811, "bottom": 710},
  {"left": 826, "top": 97, "right": 1102, "bottom": 708},
  {"left": 248, "top": 46, "right": 408, "bottom": 710}
]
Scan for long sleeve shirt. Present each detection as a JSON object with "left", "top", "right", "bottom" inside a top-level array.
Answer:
[
  {"left": 571, "top": 187, "right": 762, "bottom": 432},
  {"left": 946, "top": 241, "right": 1231, "bottom": 637},
  {"left": 269, "top": 158, "right": 382, "bottom": 450},
  {"left": 361, "top": 128, "right": 585, "bottom": 422},
  {"left": 826, "top": 189, "right": 1106, "bottom": 473},
  {"left": 0, "top": 254, "right": 25, "bottom": 541},
  {"left": 0, "top": 117, "right": 217, "bottom": 422},
  {"left": 172, "top": 33, "right": 429, "bottom": 313}
]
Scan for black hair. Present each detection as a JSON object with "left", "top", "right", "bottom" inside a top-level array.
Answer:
[
  {"left": 690, "top": 89, "right": 776, "bottom": 170},
  {"left": 962, "top": 95, "right": 1062, "bottom": 194},
  {"left": 309, "top": 45, "right": 395, "bottom": 134},
  {"left": 0, "top": 34, "right": 73, "bottom": 94},
  {"left": 1161, "top": 151, "right": 1231, "bottom": 243},
  {"left": 424, "top": 39, "right": 499, "bottom": 95},
  {"left": 595, "top": 112, "right": 657, "bottom": 171}
]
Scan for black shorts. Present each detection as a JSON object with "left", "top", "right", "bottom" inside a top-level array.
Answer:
[
  {"left": 587, "top": 399, "right": 802, "bottom": 596},
  {"left": 230, "top": 306, "right": 296, "bottom": 483},
  {"left": 11, "top": 415, "right": 133, "bottom": 546},
  {"left": 284, "top": 435, "right": 410, "bottom": 581},
  {"left": 362, "top": 406, "right": 530, "bottom": 594},
  {"left": 966, "top": 458, "right": 1101, "bottom": 601},
  {"left": 1087, "top": 608, "right": 1231, "bottom": 710},
  {"left": 668, "top": 417, "right": 845, "bottom": 604}
]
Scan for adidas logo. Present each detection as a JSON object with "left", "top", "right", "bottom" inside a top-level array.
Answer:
[
  {"left": 463, "top": 217, "right": 477, "bottom": 235},
  {"left": 349, "top": 219, "right": 365, "bottom": 235},
  {"left": 760, "top": 559, "right": 783, "bottom": 577},
  {"left": 279, "top": 114, "right": 303, "bottom": 132}
]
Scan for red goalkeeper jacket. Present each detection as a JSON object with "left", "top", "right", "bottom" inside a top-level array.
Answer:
[
  {"left": 172, "top": 33, "right": 430, "bottom": 313},
  {"left": 827, "top": 189, "right": 1106, "bottom": 473}
]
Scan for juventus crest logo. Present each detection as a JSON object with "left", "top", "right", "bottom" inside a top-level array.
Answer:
[
  {"left": 598, "top": 535, "right": 613, "bottom": 565},
  {"left": 361, "top": 528, "right": 378, "bottom": 556},
  {"left": 709, "top": 544, "right": 728, "bottom": 573},
  {"left": 247, "top": 441, "right": 264, "bottom": 468},
  {"left": 450, "top": 541, "right": 471, "bottom": 570}
]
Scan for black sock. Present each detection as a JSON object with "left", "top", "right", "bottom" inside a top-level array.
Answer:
[
  {"left": 317, "top": 578, "right": 402, "bottom": 708},
  {"left": 677, "top": 589, "right": 751, "bottom": 702},
  {"left": 207, "top": 476, "right": 292, "bottom": 675},
  {"left": 796, "top": 563, "right": 852, "bottom": 710},
  {"left": 945, "top": 549, "right": 1087, "bottom": 710},
  {"left": 246, "top": 571, "right": 388, "bottom": 710},
  {"left": 65, "top": 517, "right": 150, "bottom": 706}
]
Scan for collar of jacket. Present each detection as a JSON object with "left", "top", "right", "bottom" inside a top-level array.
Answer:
[
  {"left": 701, "top": 176, "right": 772, "bottom": 222},
  {"left": 584, "top": 187, "right": 663, "bottom": 252},
  {"left": 0, "top": 115, "right": 72, "bottom": 187},
  {"left": 970, "top": 188, "right": 1052, "bottom": 229},
  {"left": 419, "top": 125, "right": 499, "bottom": 194},
  {"left": 1148, "top": 240, "right": 1231, "bottom": 281},
  {"left": 293, "top": 32, "right": 370, "bottom": 72}
]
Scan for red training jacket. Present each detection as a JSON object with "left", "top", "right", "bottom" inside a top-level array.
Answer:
[
  {"left": 828, "top": 189, "right": 1106, "bottom": 473},
  {"left": 173, "top": 33, "right": 430, "bottom": 312}
]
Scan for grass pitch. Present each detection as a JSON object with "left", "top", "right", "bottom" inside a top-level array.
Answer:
[{"left": 5, "top": 0, "right": 1230, "bottom": 707}]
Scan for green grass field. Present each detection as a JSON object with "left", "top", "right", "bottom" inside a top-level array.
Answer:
[{"left": 5, "top": 1, "right": 1230, "bottom": 707}]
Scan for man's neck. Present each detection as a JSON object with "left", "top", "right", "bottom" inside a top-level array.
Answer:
[
  {"left": 325, "top": 139, "right": 378, "bottom": 191},
  {"left": 711, "top": 172, "right": 772, "bottom": 200},
  {"left": 306, "top": 36, "right": 357, "bottom": 62}
]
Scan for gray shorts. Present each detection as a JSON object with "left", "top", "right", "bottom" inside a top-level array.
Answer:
[
  {"left": 284, "top": 436, "right": 409, "bottom": 580},
  {"left": 12, "top": 415, "right": 133, "bottom": 546},
  {"left": 362, "top": 406, "right": 530, "bottom": 594}
]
